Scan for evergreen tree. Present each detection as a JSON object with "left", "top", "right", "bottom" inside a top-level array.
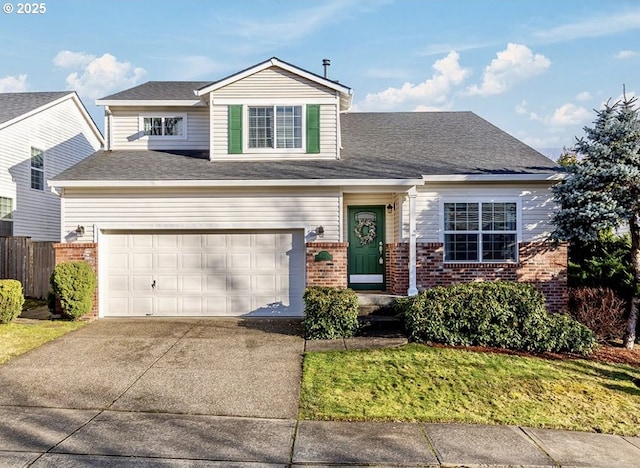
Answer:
[{"left": 551, "top": 94, "right": 640, "bottom": 349}]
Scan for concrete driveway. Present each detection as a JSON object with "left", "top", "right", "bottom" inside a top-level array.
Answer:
[{"left": 0, "top": 318, "right": 304, "bottom": 418}]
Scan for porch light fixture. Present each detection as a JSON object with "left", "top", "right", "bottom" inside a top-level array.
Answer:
[
  {"left": 386, "top": 203, "right": 395, "bottom": 213},
  {"left": 316, "top": 226, "right": 325, "bottom": 237},
  {"left": 75, "top": 225, "right": 85, "bottom": 236}
]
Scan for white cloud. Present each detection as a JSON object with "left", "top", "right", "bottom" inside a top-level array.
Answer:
[
  {"left": 466, "top": 44, "right": 550, "bottom": 96},
  {"left": 174, "top": 55, "right": 219, "bottom": 80},
  {"left": 515, "top": 99, "right": 528, "bottom": 115},
  {"left": 535, "top": 9, "right": 640, "bottom": 43},
  {"left": 0, "top": 74, "right": 28, "bottom": 92},
  {"left": 549, "top": 103, "right": 591, "bottom": 126},
  {"left": 615, "top": 50, "right": 638, "bottom": 59},
  {"left": 575, "top": 91, "right": 592, "bottom": 102},
  {"left": 53, "top": 51, "right": 146, "bottom": 99},
  {"left": 356, "top": 51, "right": 471, "bottom": 111}
]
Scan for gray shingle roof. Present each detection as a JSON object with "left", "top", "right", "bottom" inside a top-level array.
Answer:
[
  {"left": 0, "top": 92, "right": 71, "bottom": 126},
  {"left": 53, "top": 111, "right": 558, "bottom": 182},
  {"left": 100, "top": 82, "right": 210, "bottom": 101}
]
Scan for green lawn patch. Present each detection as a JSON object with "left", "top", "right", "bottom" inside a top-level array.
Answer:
[
  {"left": 300, "top": 343, "right": 640, "bottom": 436},
  {"left": 0, "top": 321, "right": 86, "bottom": 364}
]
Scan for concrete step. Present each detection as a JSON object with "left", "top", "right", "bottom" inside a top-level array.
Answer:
[{"left": 356, "top": 292, "right": 403, "bottom": 316}]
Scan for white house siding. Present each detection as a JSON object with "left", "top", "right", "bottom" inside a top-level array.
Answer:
[
  {"left": 108, "top": 106, "right": 209, "bottom": 151},
  {"left": 401, "top": 183, "right": 557, "bottom": 243},
  {"left": 213, "top": 68, "right": 336, "bottom": 100},
  {"left": 60, "top": 187, "right": 341, "bottom": 242},
  {"left": 0, "top": 97, "right": 102, "bottom": 241},
  {"left": 210, "top": 103, "right": 338, "bottom": 160}
]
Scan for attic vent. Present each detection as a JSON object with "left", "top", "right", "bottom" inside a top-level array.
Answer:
[{"left": 322, "top": 58, "right": 330, "bottom": 78}]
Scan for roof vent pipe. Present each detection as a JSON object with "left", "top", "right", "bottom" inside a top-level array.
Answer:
[{"left": 322, "top": 58, "right": 330, "bottom": 78}]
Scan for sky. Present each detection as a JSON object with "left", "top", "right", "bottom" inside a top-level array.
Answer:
[{"left": 1, "top": 0, "right": 639, "bottom": 159}]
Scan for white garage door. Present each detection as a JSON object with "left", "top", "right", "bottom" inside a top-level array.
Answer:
[{"left": 104, "top": 230, "right": 305, "bottom": 317}]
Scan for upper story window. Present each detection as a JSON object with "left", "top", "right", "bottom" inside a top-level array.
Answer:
[
  {"left": 30, "top": 147, "right": 44, "bottom": 191},
  {"left": 139, "top": 115, "right": 186, "bottom": 139},
  {"left": 248, "top": 106, "right": 302, "bottom": 150},
  {"left": 443, "top": 201, "right": 518, "bottom": 262},
  {"left": 228, "top": 104, "right": 320, "bottom": 155}
]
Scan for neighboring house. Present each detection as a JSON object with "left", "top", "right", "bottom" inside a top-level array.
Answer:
[
  {"left": 50, "top": 57, "right": 566, "bottom": 318},
  {"left": 0, "top": 92, "right": 104, "bottom": 240}
]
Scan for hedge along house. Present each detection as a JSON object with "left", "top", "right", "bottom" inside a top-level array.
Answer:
[{"left": 50, "top": 58, "right": 566, "bottom": 318}]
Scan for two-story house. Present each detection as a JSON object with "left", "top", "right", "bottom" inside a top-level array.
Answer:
[
  {"left": 0, "top": 92, "right": 103, "bottom": 240},
  {"left": 50, "top": 58, "right": 565, "bottom": 318}
]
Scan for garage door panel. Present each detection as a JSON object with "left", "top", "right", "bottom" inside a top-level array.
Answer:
[{"left": 105, "top": 230, "right": 304, "bottom": 317}]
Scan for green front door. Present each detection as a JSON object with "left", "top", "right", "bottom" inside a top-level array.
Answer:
[{"left": 348, "top": 206, "right": 385, "bottom": 290}]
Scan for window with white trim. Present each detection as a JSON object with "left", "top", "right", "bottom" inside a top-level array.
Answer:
[
  {"left": 443, "top": 202, "right": 518, "bottom": 262},
  {"left": 30, "top": 147, "right": 44, "bottom": 191},
  {"left": 0, "top": 197, "right": 12, "bottom": 236},
  {"left": 248, "top": 105, "right": 302, "bottom": 149},
  {"left": 141, "top": 115, "right": 185, "bottom": 138}
]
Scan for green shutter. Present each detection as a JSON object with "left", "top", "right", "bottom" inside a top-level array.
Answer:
[
  {"left": 306, "top": 104, "right": 320, "bottom": 154},
  {"left": 228, "top": 105, "right": 243, "bottom": 154}
]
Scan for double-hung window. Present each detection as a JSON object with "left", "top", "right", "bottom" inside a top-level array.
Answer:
[
  {"left": 30, "top": 147, "right": 44, "bottom": 191},
  {"left": 248, "top": 106, "right": 302, "bottom": 149},
  {"left": 0, "top": 197, "right": 12, "bottom": 236},
  {"left": 443, "top": 201, "right": 518, "bottom": 262},
  {"left": 141, "top": 115, "right": 185, "bottom": 138}
]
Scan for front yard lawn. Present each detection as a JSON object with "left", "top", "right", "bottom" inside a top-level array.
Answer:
[
  {"left": 0, "top": 321, "right": 86, "bottom": 364},
  {"left": 300, "top": 343, "right": 640, "bottom": 436}
]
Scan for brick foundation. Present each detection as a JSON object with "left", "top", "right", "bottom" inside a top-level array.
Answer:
[
  {"left": 306, "top": 242, "right": 348, "bottom": 288},
  {"left": 52, "top": 243, "right": 98, "bottom": 318},
  {"left": 384, "top": 241, "right": 567, "bottom": 312}
]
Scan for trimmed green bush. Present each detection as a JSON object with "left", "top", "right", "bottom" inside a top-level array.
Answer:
[
  {"left": 50, "top": 261, "right": 96, "bottom": 320},
  {"left": 400, "top": 281, "right": 596, "bottom": 355},
  {"left": 0, "top": 279, "right": 24, "bottom": 324},
  {"left": 303, "top": 287, "right": 359, "bottom": 339}
]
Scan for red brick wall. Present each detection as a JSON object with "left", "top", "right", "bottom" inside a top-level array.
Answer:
[
  {"left": 385, "top": 241, "right": 567, "bottom": 312},
  {"left": 306, "top": 242, "right": 348, "bottom": 288},
  {"left": 52, "top": 243, "right": 98, "bottom": 318}
]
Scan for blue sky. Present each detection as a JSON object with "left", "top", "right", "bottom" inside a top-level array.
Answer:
[{"left": 1, "top": 0, "right": 639, "bottom": 158}]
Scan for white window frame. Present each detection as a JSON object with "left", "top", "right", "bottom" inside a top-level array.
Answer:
[
  {"left": 0, "top": 196, "right": 13, "bottom": 220},
  {"left": 138, "top": 113, "right": 188, "bottom": 140},
  {"left": 30, "top": 147, "right": 45, "bottom": 191},
  {"left": 244, "top": 104, "right": 306, "bottom": 154},
  {"left": 439, "top": 197, "right": 522, "bottom": 263}
]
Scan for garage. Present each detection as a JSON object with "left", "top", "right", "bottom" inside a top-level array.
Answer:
[{"left": 103, "top": 230, "right": 305, "bottom": 317}]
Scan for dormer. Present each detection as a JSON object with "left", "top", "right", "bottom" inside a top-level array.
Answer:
[{"left": 195, "top": 57, "right": 352, "bottom": 161}]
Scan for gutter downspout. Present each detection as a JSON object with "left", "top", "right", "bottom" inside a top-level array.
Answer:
[{"left": 104, "top": 106, "right": 112, "bottom": 151}]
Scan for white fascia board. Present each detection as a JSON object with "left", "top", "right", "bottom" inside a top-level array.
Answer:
[
  {"left": 95, "top": 99, "right": 204, "bottom": 107},
  {"left": 422, "top": 173, "right": 566, "bottom": 182},
  {"left": 49, "top": 178, "right": 424, "bottom": 189},
  {"left": 195, "top": 58, "right": 352, "bottom": 98}
]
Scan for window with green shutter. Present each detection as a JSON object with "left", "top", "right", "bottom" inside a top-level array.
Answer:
[
  {"left": 228, "top": 105, "right": 243, "bottom": 154},
  {"left": 306, "top": 104, "right": 320, "bottom": 154}
]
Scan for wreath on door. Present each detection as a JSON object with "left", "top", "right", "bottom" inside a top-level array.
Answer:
[{"left": 354, "top": 218, "right": 377, "bottom": 246}]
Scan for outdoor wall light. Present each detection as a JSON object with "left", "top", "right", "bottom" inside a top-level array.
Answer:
[
  {"left": 75, "top": 225, "right": 85, "bottom": 236},
  {"left": 386, "top": 203, "right": 395, "bottom": 213},
  {"left": 316, "top": 226, "right": 325, "bottom": 237}
]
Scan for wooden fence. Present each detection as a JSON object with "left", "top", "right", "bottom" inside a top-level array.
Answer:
[{"left": 0, "top": 237, "right": 54, "bottom": 299}]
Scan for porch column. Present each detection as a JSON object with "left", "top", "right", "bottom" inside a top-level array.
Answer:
[{"left": 407, "top": 186, "right": 418, "bottom": 296}]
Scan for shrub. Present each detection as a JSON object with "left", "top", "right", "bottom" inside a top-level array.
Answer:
[
  {"left": 50, "top": 261, "right": 96, "bottom": 320},
  {"left": 0, "top": 279, "right": 24, "bottom": 324},
  {"left": 546, "top": 313, "right": 598, "bottom": 355},
  {"left": 400, "top": 281, "right": 596, "bottom": 355},
  {"left": 568, "top": 287, "right": 626, "bottom": 342},
  {"left": 303, "top": 287, "right": 359, "bottom": 339}
]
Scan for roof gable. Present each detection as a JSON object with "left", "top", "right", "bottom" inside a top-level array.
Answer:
[{"left": 0, "top": 91, "right": 104, "bottom": 144}]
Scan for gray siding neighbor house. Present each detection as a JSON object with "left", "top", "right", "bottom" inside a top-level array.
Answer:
[{"left": 50, "top": 57, "right": 566, "bottom": 318}]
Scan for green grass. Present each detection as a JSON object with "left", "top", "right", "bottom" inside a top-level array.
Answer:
[
  {"left": 0, "top": 321, "right": 86, "bottom": 364},
  {"left": 300, "top": 343, "right": 640, "bottom": 436}
]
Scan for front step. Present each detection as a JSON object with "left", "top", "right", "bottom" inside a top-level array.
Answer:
[{"left": 356, "top": 292, "right": 402, "bottom": 316}]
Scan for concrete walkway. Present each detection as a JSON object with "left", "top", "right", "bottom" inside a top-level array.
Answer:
[{"left": 0, "top": 318, "right": 639, "bottom": 467}]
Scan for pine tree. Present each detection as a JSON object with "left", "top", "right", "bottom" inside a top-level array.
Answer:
[{"left": 551, "top": 93, "right": 640, "bottom": 349}]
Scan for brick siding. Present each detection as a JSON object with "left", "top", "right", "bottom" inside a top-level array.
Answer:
[{"left": 306, "top": 242, "right": 348, "bottom": 288}]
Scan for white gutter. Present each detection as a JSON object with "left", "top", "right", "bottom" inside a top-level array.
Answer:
[
  {"left": 49, "top": 178, "right": 425, "bottom": 189},
  {"left": 422, "top": 173, "right": 565, "bottom": 182},
  {"left": 95, "top": 99, "right": 204, "bottom": 107}
]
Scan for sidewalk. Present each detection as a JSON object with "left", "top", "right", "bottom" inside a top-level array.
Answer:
[{"left": 1, "top": 409, "right": 639, "bottom": 467}]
